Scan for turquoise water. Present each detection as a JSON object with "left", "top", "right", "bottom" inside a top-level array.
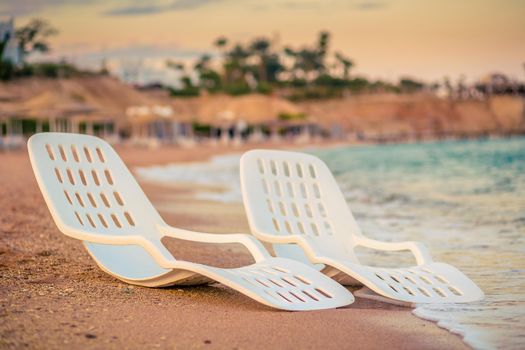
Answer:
[
  {"left": 137, "top": 137, "right": 525, "bottom": 349},
  {"left": 311, "top": 137, "right": 525, "bottom": 349}
]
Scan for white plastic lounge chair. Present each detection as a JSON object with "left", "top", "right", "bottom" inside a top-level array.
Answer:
[
  {"left": 28, "top": 133, "right": 354, "bottom": 311},
  {"left": 240, "top": 150, "right": 484, "bottom": 304}
]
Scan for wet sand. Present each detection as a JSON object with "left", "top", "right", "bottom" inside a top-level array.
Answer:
[{"left": 0, "top": 144, "right": 469, "bottom": 349}]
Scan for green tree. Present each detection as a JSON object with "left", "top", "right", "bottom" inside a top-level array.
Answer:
[
  {"left": 283, "top": 46, "right": 298, "bottom": 80},
  {"left": 166, "top": 59, "right": 188, "bottom": 85},
  {"left": 0, "top": 30, "right": 13, "bottom": 80},
  {"left": 296, "top": 48, "right": 322, "bottom": 81},
  {"left": 264, "top": 54, "right": 284, "bottom": 83},
  {"left": 214, "top": 36, "right": 228, "bottom": 52},
  {"left": 249, "top": 37, "right": 270, "bottom": 82},
  {"left": 283, "top": 31, "right": 331, "bottom": 84},
  {"left": 166, "top": 60, "right": 199, "bottom": 96},
  {"left": 399, "top": 77, "right": 425, "bottom": 93},
  {"left": 213, "top": 36, "right": 229, "bottom": 85},
  {"left": 193, "top": 54, "right": 211, "bottom": 72},
  {"left": 335, "top": 52, "right": 354, "bottom": 80},
  {"left": 16, "top": 18, "right": 58, "bottom": 63},
  {"left": 193, "top": 54, "right": 221, "bottom": 91},
  {"left": 224, "top": 44, "right": 250, "bottom": 84},
  {"left": 0, "top": 31, "right": 11, "bottom": 62},
  {"left": 166, "top": 60, "right": 185, "bottom": 71},
  {"left": 317, "top": 31, "right": 330, "bottom": 74}
]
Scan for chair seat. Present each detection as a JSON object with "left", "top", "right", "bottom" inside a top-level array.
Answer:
[
  {"left": 90, "top": 244, "right": 355, "bottom": 310},
  {"left": 327, "top": 260, "right": 484, "bottom": 303},
  {"left": 208, "top": 257, "right": 355, "bottom": 311}
]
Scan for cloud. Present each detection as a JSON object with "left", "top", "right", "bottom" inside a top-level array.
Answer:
[
  {"left": 104, "top": 0, "right": 219, "bottom": 16},
  {"left": 0, "top": 0, "right": 95, "bottom": 16},
  {"left": 354, "top": 1, "right": 387, "bottom": 11},
  {"left": 104, "top": 4, "right": 165, "bottom": 16},
  {"left": 0, "top": 0, "right": 218, "bottom": 17},
  {"left": 281, "top": 1, "right": 322, "bottom": 10},
  {"left": 250, "top": 1, "right": 387, "bottom": 13},
  {"left": 0, "top": 0, "right": 387, "bottom": 18}
]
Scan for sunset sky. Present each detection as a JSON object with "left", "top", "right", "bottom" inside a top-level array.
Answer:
[{"left": 1, "top": 0, "right": 524, "bottom": 84}]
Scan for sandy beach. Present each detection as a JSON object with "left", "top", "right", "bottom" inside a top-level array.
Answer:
[{"left": 0, "top": 144, "right": 469, "bottom": 349}]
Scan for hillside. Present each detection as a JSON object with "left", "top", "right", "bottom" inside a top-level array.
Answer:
[
  {"left": 0, "top": 76, "right": 169, "bottom": 127},
  {"left": 299, "top": 93, "right": 525, "bottom": 140},
  {"left": 1, "top": 77, "right": 524, "bottom": 140}
]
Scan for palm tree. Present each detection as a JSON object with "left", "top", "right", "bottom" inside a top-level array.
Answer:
[
  {"left": 284, "top": 46, "right": 298, "bottom": 80},
  {"left": 214, "top": 36, "right": 228, "bottom": 52},
  {"left": 15, "top": 18, "right": 58, "bottom": 63},
  {"left": 249, "top": 37, "right": 270, "bottom": 82},
  {"left": 335, "top": 52, "right": 354, "bottom": 80},
  {"left": 213, "top": 37, "right": 229, "bottom": 85},
  {"left": 264, "top": 54, "right": 284, "bottom": 83},
  {"left": 317, "top": 31, "right": 330, "bottom": 74},
  {"left": 166, "top": 60, "right": 193, "bottom": 89},
  {"left": 283, "top": 47, "right": 317, "bottom": 82},
  {"left": 193, "top": 54, "right": 222, "bottom": 91},
  {"left": 224, "top": 44, "right": 250, "bottom": 83},
  {"left": 166, "top": 60, "right": 185, "bottom": 72},
  {"left": 193, "top": 54, "right": 211, "bottom": 72},
  {"left": 283, "top": 31, "right": 332, "bottom": 83},
  {"left": 304, "top": 49, "right": 321, "bottom": 80}
]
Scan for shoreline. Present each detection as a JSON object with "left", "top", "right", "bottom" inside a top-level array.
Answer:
[
  {"left": 134, "top": 143, "right": 484, "bottom": 347},
  {"left": 132, "top": 143, "right": 473, "bottom": 348},
  {"left": 0, "top": 143, "right": 470, "bottom": 349}
]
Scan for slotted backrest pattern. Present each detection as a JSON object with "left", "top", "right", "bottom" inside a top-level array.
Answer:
[
  {"left": 238, "top": 263, "right": 336, "bottom": 306},
  {"left": 29, "top": 133, "right": 164, "bottom": 240},
  {"left": 372, "top": 266, "right": 467, "bottom": 301},
  {"left": 241, "top": 150, "right": 361, "bottom": 260},
  {"left": 257, "top": 157, "right": 331, "bottom": 238}
]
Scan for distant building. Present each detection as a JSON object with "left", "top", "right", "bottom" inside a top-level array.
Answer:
[{"left": 0, "top": 17, "right": 20, "bottom": 65}]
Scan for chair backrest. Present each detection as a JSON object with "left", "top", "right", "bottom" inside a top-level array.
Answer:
[
  {"left": 28, "top": 133, "right": 165, "bottom": 243},
  {"left": 241, "top": 150, "right": 362, "bottom": 262}
]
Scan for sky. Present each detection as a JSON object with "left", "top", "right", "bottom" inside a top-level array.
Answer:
[{"left": 1, "top": 0, "right": 524, "bottom": 85}]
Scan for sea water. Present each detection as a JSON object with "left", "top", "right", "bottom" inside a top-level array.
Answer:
[{"left": 136, "top": 137, "right": 525, "bottom": 349}]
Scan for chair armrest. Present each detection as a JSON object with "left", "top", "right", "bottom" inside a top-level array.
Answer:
[
  {"left": 66, "top": 227, "right": 176, "bottom": 267},
  {"left": 354, "top": 236, "right": 433, "bottom": 265},
  {"left": 158, "top": 225, "right": 271, "bottom": 262},
  {"left": 250, "top": 229, "right": 301, "bottom": 245}
]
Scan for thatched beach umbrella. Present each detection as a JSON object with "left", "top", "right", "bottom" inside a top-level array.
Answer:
[
  {"left": 11, "top": 90, "right": 120, "bottom": 136},
  {"left": 168, "top": 98, "right": 200, "bottom": 123},
  {"left": 125, "top": 103, "right": 194, "bottom": 144},
  {"left": 17, "top": 90, "right": 97, "bottom": 119}
]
